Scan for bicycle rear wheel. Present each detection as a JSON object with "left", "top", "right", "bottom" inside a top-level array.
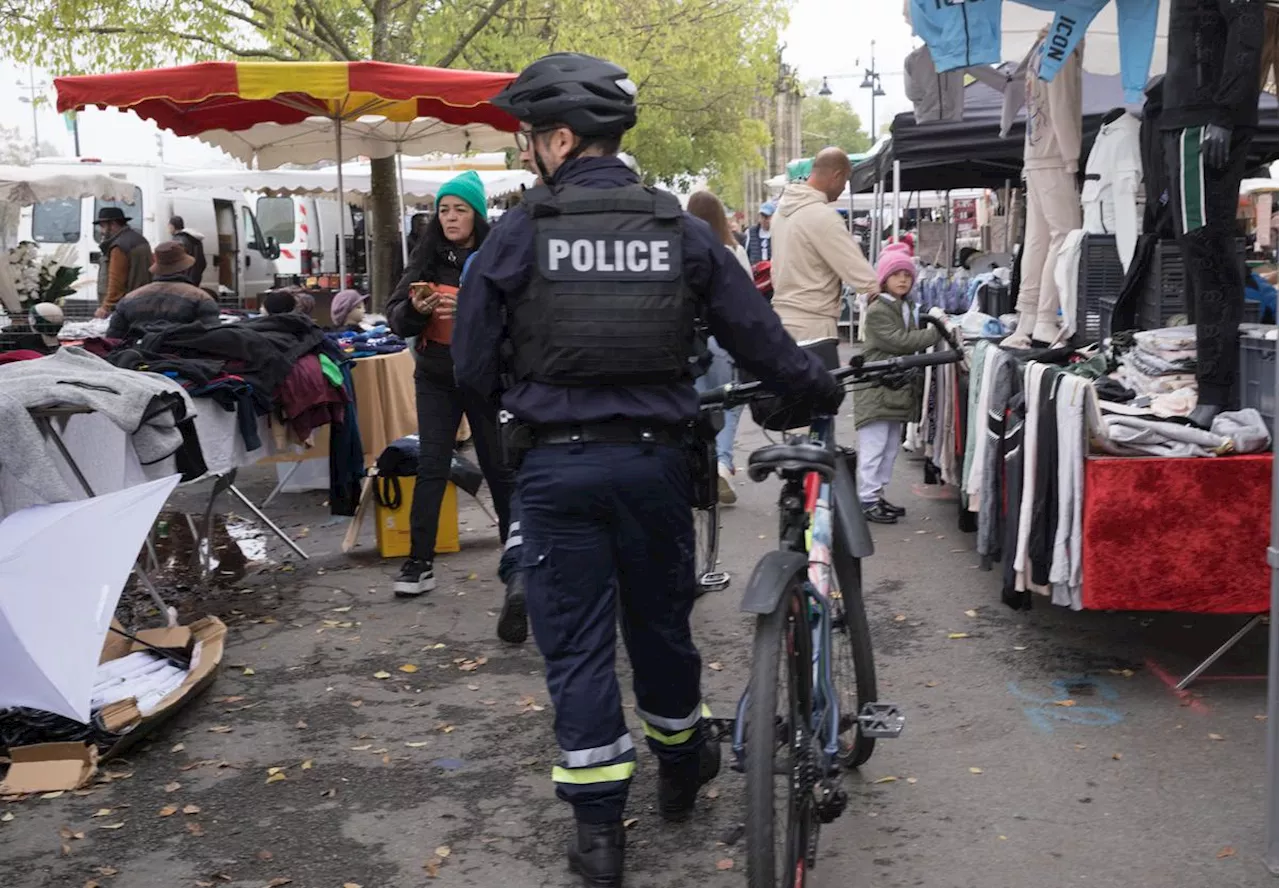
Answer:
[
  {"left": 746, "top": 573, "right": 815, "bottom": 888},
  {"left": 830, "top": 548, "right": 877, "bottom": 768},
  {"left": 694, "top": 504, "right": 729, "bottom": 594}
]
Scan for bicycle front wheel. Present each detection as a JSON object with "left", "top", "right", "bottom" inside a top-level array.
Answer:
[
  {"left": 830, "top": 548, "right": 878, "bottom": 768},
  {"left": 693, "top": 504, "right": 729, "bottom": 594},
  {"left": 746, "top": 572, "right": 815, "bottom": 888}
]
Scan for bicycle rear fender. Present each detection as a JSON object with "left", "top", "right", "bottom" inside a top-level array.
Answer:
[
  {"left": 833, "top": 454, "right": 875, "bottom": 560},
  {"left": 739, "top": 550, "right": 810, "bottom": 614}
]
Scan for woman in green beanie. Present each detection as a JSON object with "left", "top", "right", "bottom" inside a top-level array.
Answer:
[{"left": 385, "top": 170, "right": 514, "bottom": 599}]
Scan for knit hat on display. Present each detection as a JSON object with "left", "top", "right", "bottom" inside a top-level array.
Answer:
[
  {"left": 435, "top": 170, "right": 487, "bottom": 218},
  {"left": 876, "top": 242, "right": 917, "bottom": 290},
  {"left": 330, "top": 288, "right": 369, "bottom": 326}
]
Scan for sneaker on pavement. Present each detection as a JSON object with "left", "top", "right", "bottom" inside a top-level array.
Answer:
[
  {"left": 862, "top": 502, "right": 899, "bottom": 525},
  {"left": 567, "top": 821, "right": 625, "bottom": 887},
  {"left": 717, "top": 464, "right": 737, "bottom": 505},
  {"left": 393, "top": 558, "right": 435, "bottom": 597}
]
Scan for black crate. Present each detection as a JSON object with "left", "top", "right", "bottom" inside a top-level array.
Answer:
[
  {"left": 1138, "top": 239, "right": 1248, "bottom": 330},
  {"left": 1076, "top": 234, "right": 1125, "bottom": 344},
  {"left": 978, "top": 280, "right": 1013, "bottom": 317},
  {"left": 1239, "top": 333, "right": 1277, "bottom": 439}
]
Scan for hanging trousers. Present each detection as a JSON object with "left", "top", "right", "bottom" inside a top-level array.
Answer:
[
  {"left": 1018, "top": 166, "right": 1082, "bottom": 340},
  {"left": 1162, "top": 126, "right": 1254, "bottom": 406}
]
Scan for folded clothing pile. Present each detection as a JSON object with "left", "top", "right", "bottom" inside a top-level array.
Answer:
[
  {"left": 326, "top": 325, "right": 407, "bottom": 357},
  {"left": 1111, "top": 325, "right": 1198, "bottom": 400}
]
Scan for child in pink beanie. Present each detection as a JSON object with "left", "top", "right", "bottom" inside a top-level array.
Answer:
[{"left": 853, "top": 243, "right": 940, "bottom": 525}]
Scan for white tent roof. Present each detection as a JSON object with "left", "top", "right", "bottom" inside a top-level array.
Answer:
[
  {"left": 1001, "top": 1, "right": 1170, "bottom": 78},
  {"left": 164, "top": 165, "right": 534, "bottom": 202},
  {"left": 196, "top": 117, "right": 515, "bottom": 170},
  {"left": 0, "top": 164, "right": 138, "bottom": 205}
]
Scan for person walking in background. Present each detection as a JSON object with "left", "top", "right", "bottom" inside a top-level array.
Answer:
[
  {"left": 93, "top": 207, "right": 151, "bottom": 320},
  {"left": 686, "top": 190, "right": 753, "bottom": 503},
  {"left": 168, "top": 215, "right": 207, "bottom": 286},
  {"left": 745, "top": 200, "right": 774, "bottom": 264},
  {"left": 385, "top": 170, "right": 515, "bottom": 600},
  {"left": 854, "top": 243, "right": 941, "bottom": 525}
]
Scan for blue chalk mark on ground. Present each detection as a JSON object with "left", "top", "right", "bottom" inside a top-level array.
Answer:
[{"left": 1008, "top": 676, "right": 1125, "bottom": 733}]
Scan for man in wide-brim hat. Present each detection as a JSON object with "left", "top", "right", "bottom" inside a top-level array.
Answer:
[
  {"left": 106, "top": 240, "right": 218, "bottom": 339},
  {"left": 93, "top": 206, "right": 152, "bottom": 320}
]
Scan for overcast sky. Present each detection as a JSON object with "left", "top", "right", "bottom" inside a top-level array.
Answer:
[{"left": 0, "top": 2, "right": 920, "bottom": 170}]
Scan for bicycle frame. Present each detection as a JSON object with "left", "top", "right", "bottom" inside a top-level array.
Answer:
[{"left": 730, "top": 414, "right": 842, "bottom": 768}]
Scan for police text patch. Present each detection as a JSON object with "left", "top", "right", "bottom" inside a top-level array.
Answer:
[{"left": 536, "top": 231, "right": 682, "bottom": 282}]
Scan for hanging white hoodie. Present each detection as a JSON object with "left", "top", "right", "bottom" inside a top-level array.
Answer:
[{"left": 1079, "top": 112, "right": 1144, "bottom": 272}]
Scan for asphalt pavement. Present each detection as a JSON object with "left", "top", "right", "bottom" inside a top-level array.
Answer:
[{"left": 0, "top": 407, "right": 1274, "bottom": 888}]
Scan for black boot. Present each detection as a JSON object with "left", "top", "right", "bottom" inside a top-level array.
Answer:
[
  {"left": 567, "top": 821, "right": 625, "bottom": 887},
  {"left": 1188, "top": 403, "right": 1223, "bottom": 430},
  {"left": 658, "top": 736, "right": 722, "bottom": 822},
  {"left": 878, "top": 496, "right": 907, "bottom": 517},
  {"left": 862, "top": 502, "right": 899, "bottom": 525},
  {"left": 496, "top": 570, "right": 528, "bottom": 644}
]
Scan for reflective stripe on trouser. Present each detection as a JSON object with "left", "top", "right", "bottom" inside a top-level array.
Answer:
[
  {"left": 518, "top": 441, "right": 702, "bottom": 824},
  {"left": 498, "top": 499, "right": 522, "bottom": 583},
  {"left": 637, "top": 702, "right": 712, "bottom": 748}
]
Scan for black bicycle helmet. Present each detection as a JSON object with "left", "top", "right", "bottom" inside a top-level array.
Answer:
[{"left": 493, "top": 52, "right": 638, "bottom": 137}]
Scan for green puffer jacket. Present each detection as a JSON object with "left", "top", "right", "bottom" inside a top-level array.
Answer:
[{"left": 853, "top": 294, "right": 941, "bottom": 430}]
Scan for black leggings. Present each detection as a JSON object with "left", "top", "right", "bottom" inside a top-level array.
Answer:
[{"left": 410, "top": 365, "right": 513, "bottom": 560}]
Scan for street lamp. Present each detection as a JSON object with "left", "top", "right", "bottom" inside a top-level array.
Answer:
[
  {"left": 816, "top": 40, "right": 889, "bottom": 138},
  {"left": 17, "top": 62, "right": 49, "bottom": 158}
]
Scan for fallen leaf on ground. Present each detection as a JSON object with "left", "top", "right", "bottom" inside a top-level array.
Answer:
[
  {"left": 61, "top": 842, "right": 71, "bottom": 856},
  {"left": 906, "top": 777, "right": 918, "bottom": 784},
  {"left": 1054, "top": 700, "right": 1077, "bottom": 708},
  {"left": 158, "top": 806, "right": 178, "bottom": 817},
  {"left": 266, "top": 879, "right": 293, "bottom": 887},
  {"left": 242, "top": 667, "right": 255, "bottom": 676},
  {"left": 342, "top": 883, "right": 362, "bottom": 887},
  {"left": 40, "top": 791, "right": 65, "bottom": 799},
  {"left": 1112, "top": 753, "right": 1123, "bottom": 760},
  {"left": 947, "top": 633, "right": 971, "bottom": 640},
  {"left": 873, "top": 776, "right": 898, "bottom": 784},
  {"left": 924, "top": 680, "right": 938, "bottom": 688},
  {"left": 1209, "top": 733, "right": 1225, "bottom": 741},
  {"left": 1012, "top": 646, "right": 1028, "bottom": 651},
  {"left": 350, "top": 744, "right": 372, "bottom": 751},
  {"left": 1217, "top": 847, "right": 1236, "bottom": 859},
  {"left": 437, "top": 724, "right": 455, "bottom": 734},
  {"left": 624, "top": 817, "right": 639, "bottom": 828},
  {"left": 265, "top": 773, "right": 287, "bottom": 784},
  {"left": 893, "top": 614, "right": 907, "bottom": 622},
  {"left": 0, "top": 813, "right": 13, "bottom": 822},
  {"left": 321, "top": 788, "right": 337, "bottom": 798},
  {"left": 466, "top": 684, "right": 480, "bottom": 691},
  {"left": 92, "top": 808, "right": 113, "bottom": 817},
  {"left": 171, "top": 743, "right": 185, "bottom": 753},
  {"left": 295, "top": 721, "right": 308, "bottom": 729},
  {"left": 185, "top": 822, "right": 205, "bottom": 837},
  {"left": 59, "top": 826, "right": 86, "bottom": 840},
  {"left": 706, "top": 788, "right": 720, "bottom": 799},
  {"left": 94, "top": 867, "right": 119, "bottom": 876},
  {"left": 1109, "top": 668, "right": 1136, "bottom": 678},
  {"left": 84, "top": 881, "right": 101, "bottom": 888},
  {"left": 208, "top": 726, "right": 233, "bottom": 734},
  {"left": 1256, "top": 714, "right": 1268, "bottom": 721},
  {"left": 423, "top": 858, "right": 441, "bottom": 877},
  {"left": 257, "top": 850, "right": 274, "bottom": 861},
  {"left": 430, "top": 642, "right": 446, "bottom": 649},
  {"left": 969, "top": 767, "right": 983, "bottom": 775},
  {"left": 716, "top": 859, "right": 734, "bottom": 871},
  {"left": 99, "top": 822, "right": 125, "bottom": 830},
  {"left": 435, "top": 845, "right": 451, "bottom": 858},
  {"left": 183, "top": 804, "right": 201, "bottom": 815},
  {"left": 164, "top": 782, "right": 181, "bottom": 793},
  {"left": 301, "top": 760, "right": 313, "bottom": 770},
  {"left": 399, "top": 664, "right": 419, "bottom": 673},
  {"left": 373, "top": 671, "right": 392, "bottom": 680},
  {"left": 266, "top": 767, "right": 285, "bottom": 776},
  {"left": 964, "top": 609, "right": 977, "bottom": 618},
  {"left": 708, "top": 662, "right": 723, "bottom": 671},
  {"left": 405, "top": 742, "right": 429, "bottom": 748},
  {"left": 349, "top": 700, "right": 363, "bottom": 708}
]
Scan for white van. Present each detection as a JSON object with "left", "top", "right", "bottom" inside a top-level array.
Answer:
[
  {"left": 19, "top": 158, "right": 278, "bottom": 314},
  {"left": 253, "top": 194, "right": 359, "bottom": 282}
]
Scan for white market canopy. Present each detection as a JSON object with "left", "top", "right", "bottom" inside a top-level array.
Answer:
[
  {"left": 195, "top": 117, "right": 516, "bottom": 170},
  {"left": 164, "top": 165, "right": 535, "bottom": 203},
  {"left": 0, "top": 164, "right": 138, "bottom": 206}
]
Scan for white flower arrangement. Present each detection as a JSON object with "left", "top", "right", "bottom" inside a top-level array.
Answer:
[{"left": 6, "top": 241, "right": 80, "bottom": 310}]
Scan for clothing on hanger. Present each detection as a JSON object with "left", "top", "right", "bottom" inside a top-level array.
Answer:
[
  {"left": 904, "top": 44, "right": 966, "bottom": 123},
  {"left": 1080, "top": 112, "right": 1144, "bottom": 271},
  {"left": 908, "top": 0, "right": 1002, "bottom": 72}
]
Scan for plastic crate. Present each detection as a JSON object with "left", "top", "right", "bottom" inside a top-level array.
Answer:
[
  {"left": 1075, "top": 234, "right": 1125, "bottom": 345},
  {"left": 1238, "top": 332, "right": 1277, "bottom": 439},
  {"left": 1138, "top": 239, "right": 1248, "bottom": 330},
  {"left": 978, "top": 280, "right": 1013, "bottom": 317},
  {"left": 1243, "top": 300, "right": 1261, "bottom": 325}
]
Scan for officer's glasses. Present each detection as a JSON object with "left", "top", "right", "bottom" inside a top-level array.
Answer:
[{"left": 514, "top": 126, "right": 559, "bottom": 151}]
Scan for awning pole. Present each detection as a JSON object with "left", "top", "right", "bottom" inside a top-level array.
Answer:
[
  {"left": 1003, "top": 178, "right": 1013, "bottom": 252},
  {"left": 892, "top": 160, "right": 902, "bottom": 241},
  {"left": 396, "top": 149, "right": 409, "bottom": 264},
  {"left": 335, "top": 117, "right": 348, "bottom": 285}
]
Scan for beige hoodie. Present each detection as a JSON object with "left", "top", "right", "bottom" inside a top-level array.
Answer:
[{"left": 769, "top": 182, "right": 879, "bottom": 342}]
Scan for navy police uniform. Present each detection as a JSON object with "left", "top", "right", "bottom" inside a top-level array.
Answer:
[{"left": 453, "top": 155, "right": 837, "bottom": 824}]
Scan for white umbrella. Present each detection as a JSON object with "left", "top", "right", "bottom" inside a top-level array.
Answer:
[
  {"left": 0, "top": 475, "right": 179, "bottom": 723},
  {"left": 1002, "top": 1, "right": 1171, "bottom": 80},
  {"left": 165, "top": 166, "right": 534, "bottom": 202}
]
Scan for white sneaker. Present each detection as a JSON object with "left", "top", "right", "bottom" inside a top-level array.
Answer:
[{"left": 717, "top": 464, "right": 737, "bottom": 505}]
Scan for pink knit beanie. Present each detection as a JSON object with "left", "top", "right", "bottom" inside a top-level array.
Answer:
[{"left": 876, "top": 242, "right": 917, "bottom": 290}]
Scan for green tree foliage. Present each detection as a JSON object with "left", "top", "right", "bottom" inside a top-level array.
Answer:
[{"left": 800, "top": 86, "right": 870, "bottom": 158}]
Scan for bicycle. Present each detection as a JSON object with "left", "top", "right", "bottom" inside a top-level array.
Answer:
[{"left": 696, "top": 332, "right": 961, "bottom": 888}]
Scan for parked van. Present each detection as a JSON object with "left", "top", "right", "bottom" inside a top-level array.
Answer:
[
  {"left": 253, "top": 194, "right": 362, "bottom": 283},
  {"left": 18, "top": 158, "right": 279, "bottom": 313}
]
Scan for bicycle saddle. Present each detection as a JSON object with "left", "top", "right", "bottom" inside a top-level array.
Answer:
[{"left": 746, "top": 442, "right": 835, "bottom": 482}]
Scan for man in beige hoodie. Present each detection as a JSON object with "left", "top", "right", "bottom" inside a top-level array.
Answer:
[{"left": 770, "top": 147, "right": 879, "bottom": 342}]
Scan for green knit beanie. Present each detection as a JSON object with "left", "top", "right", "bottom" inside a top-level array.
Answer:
[{"left": 435, "top": 170, "right": 487, "bottom": 218}]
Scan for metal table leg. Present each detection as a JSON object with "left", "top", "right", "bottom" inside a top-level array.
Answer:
[
  {"left": 228, "top": 483, "right": 310, "bottom": 560},
  {"left": 262, "top": 460, "right": 304, "bottom": 508},
  {"left": 1174, "top": 615, "right": 1265, "bottom": 691}
]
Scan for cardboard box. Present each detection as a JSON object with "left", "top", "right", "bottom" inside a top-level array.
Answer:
[{"left": 0, "top": 616, "right": 226, "bottom": 794}]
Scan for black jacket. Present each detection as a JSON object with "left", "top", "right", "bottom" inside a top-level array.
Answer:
[
  {"left": 1161, "top": 0, "right": 1266, "bottom": 132},
  {"left": 173, "top": 230, "right": 208, "bottom": 286}
]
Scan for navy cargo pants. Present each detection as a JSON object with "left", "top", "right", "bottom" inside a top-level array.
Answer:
[{"left": 518, "top": 440, "right": 709, "bottom": 824}]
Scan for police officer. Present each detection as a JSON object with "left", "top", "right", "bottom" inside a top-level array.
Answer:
[{"left": 452, "top": 53, "right": 843, "bottom": 886}]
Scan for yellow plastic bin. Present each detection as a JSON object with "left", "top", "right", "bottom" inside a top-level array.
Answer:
[{"left": 374, "top": 475, "right": 460, "bottom": 558}]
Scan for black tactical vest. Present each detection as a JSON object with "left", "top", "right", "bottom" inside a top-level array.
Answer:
[{"left": 512, "top": 182, "right": 702, "bottom": 386}]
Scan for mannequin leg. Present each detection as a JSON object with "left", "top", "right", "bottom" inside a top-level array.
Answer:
[
  {"left": 1031, "top": 168, "right": 1082, "bottom": 345},
  {"left": 1164, "top": 128, "right": 1253, "bottom": 417}
]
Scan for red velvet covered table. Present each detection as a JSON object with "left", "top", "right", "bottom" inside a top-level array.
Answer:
[{"left": 1082, "top": 453, "right": 1273, "bottom": 613}]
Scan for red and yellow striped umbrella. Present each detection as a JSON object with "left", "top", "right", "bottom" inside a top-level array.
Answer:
[{"left": 55, "top": 60, "right": 519, "bottom": 136}]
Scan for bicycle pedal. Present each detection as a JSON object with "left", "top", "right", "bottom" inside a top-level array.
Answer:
[
  {"left": 857, "top": 702, "right": 906, "bottom": 738},
  {"left": 698, "top": 571, "right": 731, "bottom": 592},
  {"left": 704, "top": 717, "right": 736, "bottom": 744}
]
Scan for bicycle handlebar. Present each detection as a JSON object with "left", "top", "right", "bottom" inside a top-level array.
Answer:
[{"left": 698, "top": 319, "right": 964, "bottom": 409}]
